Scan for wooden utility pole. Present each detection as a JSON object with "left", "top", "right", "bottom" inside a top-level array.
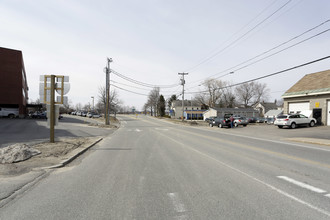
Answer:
[
  {"left": 105, "top": 58, "right": 112, "bottom": 125},
  {"left": 178, "top": 72, "right": 188, "bottom": 122}
]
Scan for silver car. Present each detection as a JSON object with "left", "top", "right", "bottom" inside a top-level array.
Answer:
[
  {"left": 274, "top": 114, "right": 316, "bottom": 129},
  {"left": 234, "top": 117, "right": 249, "bottom": 127}
]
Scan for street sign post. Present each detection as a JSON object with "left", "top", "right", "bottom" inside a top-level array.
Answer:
[{"left": 39, "top": 75, "right": 70, "bottom": 143}]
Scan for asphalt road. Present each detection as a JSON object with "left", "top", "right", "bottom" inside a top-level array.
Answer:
[
  {"left": 0, "top": 115, "right": 115, "bottom": 147},
  {"left": 1, "top": 115, "right": 330, "bottom": 219}
]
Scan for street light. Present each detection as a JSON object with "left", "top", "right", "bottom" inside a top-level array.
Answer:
[{"left": 91, "top": 96, "right": 94, "bottom": 111}]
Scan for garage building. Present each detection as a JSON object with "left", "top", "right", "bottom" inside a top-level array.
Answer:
[{"left": 282, "top": 69, "right": 330, "bottom": 126}]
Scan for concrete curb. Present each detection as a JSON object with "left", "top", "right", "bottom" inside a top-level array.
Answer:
[
  {"left": 41, "top": 137, "right": 103, "bottom": 169},
  {"left": 285, "top": 138, "right": 330, "bottom": 147}
]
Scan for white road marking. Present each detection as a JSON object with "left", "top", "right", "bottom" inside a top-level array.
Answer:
[
  {"left": 155, "top": 128, "right": 169, "bottom": 131},
  {"left": 167, "top": 193, "right": 186, "bottom": 213},
  {"left": 325, "top": 194, "right": 330, "bottom": 198},
  {"left": 157, "top": 134, "right": 330, "bottom": 218},
  {"left": 174, "top": 215, "right": 188, "bottom": 220},
  {"left": 135, "top": 128, "right": 142, "bottom": 132},
  {"left": 187, "top": 125, "right": 330, "bottom": 152},
  {"left": 277, "top": 176, "right": 327, "bottom": 193}
]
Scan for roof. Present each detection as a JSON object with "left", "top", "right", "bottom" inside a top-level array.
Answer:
[
  {"left": 209, "top": 107, "right": 259, "bottom": 113},
  {"left": 172, "top": 100, "right": 200, "bottom": 107},
  {"left": 257, "top": 102, "right": 278, "bottom": 112},
  {"left": 282, "top": 69, "right": 330, "bottom": 98},
  {"left": 264, "top": 109, "right": 283, "bottom": 117}
]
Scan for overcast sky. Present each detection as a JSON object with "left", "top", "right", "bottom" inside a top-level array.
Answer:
[{"left": 1, "top": 0, "right": 330, "bottom": 111}]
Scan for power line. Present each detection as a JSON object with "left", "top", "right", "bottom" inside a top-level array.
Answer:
[
  {"left": 214, "top": 28, "right": 330, "bottom": 79},
  {"left": 111, "top": 84, "right": 149, "bottom": 96},
  {"left": 111, "top": 69, "right": 179, "bottom": 88},
  {"left": 187, "top": 20, "right": 330, "bottom": 88},
  {"left": 186, "top": 56, "right": 330, "bottom": 94},
  {"left": 184, "top": 0, "right": 292, "bottom": 72},
  {"left": 110, "top": 80, "right": 152, "bottom": 91}
]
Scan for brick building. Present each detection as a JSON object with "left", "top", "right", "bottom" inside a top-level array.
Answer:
[{"left": 0, "top": 47, "right": 29, "bottom": 117}]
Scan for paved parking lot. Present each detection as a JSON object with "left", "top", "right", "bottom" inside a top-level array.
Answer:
[
  {"left": 0, "top": 115, "right": 118, "bottom": 148},
  {"left": 223, "top": 123, "right": 330, "bottom": 140}
]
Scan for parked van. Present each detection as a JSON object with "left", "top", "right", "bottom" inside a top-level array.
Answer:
[{"left": 0, "top": 107, "right": 19, "bottom": 118}]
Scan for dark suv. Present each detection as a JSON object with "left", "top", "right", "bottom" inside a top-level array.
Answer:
[
  {"left": 218, "top": 114, "right": 233, "bottom": 128},
  {"left": 209, "top": 117, "right": 223, "bottom": 127}
]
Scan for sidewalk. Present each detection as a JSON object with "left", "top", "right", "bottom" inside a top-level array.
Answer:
[
  {"left": 0, "top": 137, "right": 103, "bottom": 208},
  {"left": 0, "top": 115, "right": 121, "bottom": 208}
]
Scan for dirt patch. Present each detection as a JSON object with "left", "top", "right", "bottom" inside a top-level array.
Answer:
[{"left": 0, "top": 137, "right": 101, "bottom": 177}]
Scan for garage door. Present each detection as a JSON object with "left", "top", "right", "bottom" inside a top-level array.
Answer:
[{"left": 289, "top": 102, "right": 309, "bottom": 114}]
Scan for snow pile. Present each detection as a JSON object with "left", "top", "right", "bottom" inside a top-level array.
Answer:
[{"left": 0, "top": 144, "right": 41, "bottom": 164}]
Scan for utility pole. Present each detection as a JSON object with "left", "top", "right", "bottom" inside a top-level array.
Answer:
[
  {"left": 191, "top": 97, "right": 193, "bottom": 122},
  {"left": 105, "top": 58, "right": 112, "bottom": 125},
  {"left": 178, "top": 72, "right": 188, "bottom": 122}
]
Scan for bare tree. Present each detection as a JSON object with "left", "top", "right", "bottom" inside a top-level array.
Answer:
[
  {"left": 235, "top": 82, "right": 270, "bottom": 107},
  {"left": 195, "top": 79, "right": 224, "bottom": 108},
  {"left": 146, "top": 87, "right": 160, "bottom": 116},
  {"left": 75, "top": 103, "right": 82, "bottom": 111},
  {"left": 97, "top": 86, "right": 122, "bottom": 114},
  {"left": 221, "top": 85, "right": 236, "bottom": 108},
  {"left": 253, "top": 82, "right": 270, "bottom": 105}
]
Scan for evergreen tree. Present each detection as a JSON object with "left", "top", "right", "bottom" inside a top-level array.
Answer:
[{"left": 158, "top": 95, "right": 166, "bottom": 117}]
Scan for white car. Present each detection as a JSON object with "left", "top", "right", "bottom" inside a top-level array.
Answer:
[
  {"left": 0, "top": 107, "right": 19, "bottom": 118},
  {"left": 274, "top": 114, "right": 316, "bottom": 129}
]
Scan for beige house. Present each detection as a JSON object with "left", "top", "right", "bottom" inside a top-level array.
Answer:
[
  {"left": 282, "top": 69, "right": 330, "bottom": 126},
  {"left": 253, "top": 101, "right": 278, "bottom": 117},
  {"left": 170, "top": 100, "right": 203, "bottom": 119}
]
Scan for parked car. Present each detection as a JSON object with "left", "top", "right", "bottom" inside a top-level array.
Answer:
[
  {"left": 32, "top": 111, "right": 47, "bottom": 119},
  {"left": 217, "top": 114, "right": 234, "bottom": 128},
  {"left": 274, "top": 114, "right": 317, "bottom": 129},
  {"left": 81, "top": 112, "right": 87, "bottom": 117},
  {"left": 209, "top": 117, "right": 223, "bottom": 127},
  {"left": 265, "top": 117, "right": 275, "bottom": 125},
  {"left": 71, "top": 111, "right": 76, "bottom": 115},
  {"left": 248, "top": 117, "right": 257, "bottom": 123},
  {"left": 91, "top": 113, "right": 101, "bottom": 118},
  {"left": 205, "top": 116, "right": 216, "bottom": 122},
  {"left": 0, "top": 107, "right": 19, "bottom": 118},
  {"left": 256, "top": 117, "right": 265, "bottom": 123},
  {"left": 233, "top": 117, "right": 249, "bottom": 127}
]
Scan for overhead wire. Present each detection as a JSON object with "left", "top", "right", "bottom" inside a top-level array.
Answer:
[
  {"left": 186, "top": 20, "right": 330, "bottom": 90},
  {"left": 111, "top": 84, "right": 149, "bottom": 96},
  {"left": 186, "top": 55, "right": 330, "bottom": 94},
  {"left": 111, "top": 69, "right": 179, "bottom": 88},
  {"left": 184, "top": 0, "right": 293, "bottom": 72}
]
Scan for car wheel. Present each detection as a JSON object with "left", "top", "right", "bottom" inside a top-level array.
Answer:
[
  {"left": 278, "top": 125, "right": 283, "bottom": 128},
  {"left": 219, "top": 123, "right": 223, "bottom": 128},
  {"left": 243, "top": 125, "right": 247, "bottom": 127},
  {"left": 309, "top": 121, "right": 315, "bottom": 127},
  {"left": 209, "top": 123, "right": 213, "bottom": 127},
  {"left": 234, "top": 123, "right": 238, "bottom": 127},
  {"left": 8, "top": 114, "right": 15, "bottom": 119},
  {"left": 290, "top": 123, "right": 296, "bottom": 129}
]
